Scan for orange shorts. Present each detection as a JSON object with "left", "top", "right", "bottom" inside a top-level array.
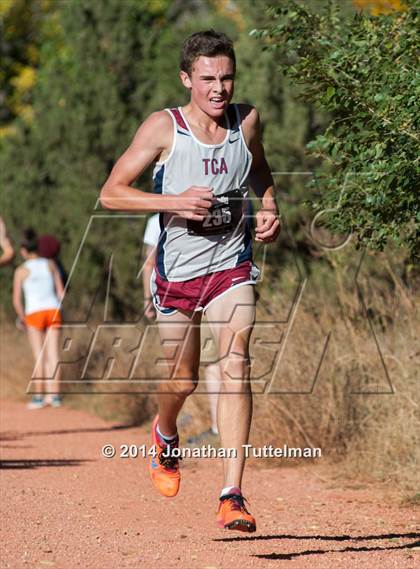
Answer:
[{"left": 25, "top": 309, "right": 62, "bottom": 331}]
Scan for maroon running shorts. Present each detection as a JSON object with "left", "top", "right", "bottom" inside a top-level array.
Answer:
[{"left": 151, "top": 261, "right": 259, "bottom": 315}]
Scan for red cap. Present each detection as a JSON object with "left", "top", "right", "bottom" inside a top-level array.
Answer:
[{"left": 38, "top": 234, "right": 61, "bottom": 258}]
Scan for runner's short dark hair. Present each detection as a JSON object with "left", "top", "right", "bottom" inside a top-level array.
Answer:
[
  {"left": 180, "top": 30, "right": 235, "bottom": 76},
  {"left": 21, "top": 228, "right": 38, "bottom": 253}
]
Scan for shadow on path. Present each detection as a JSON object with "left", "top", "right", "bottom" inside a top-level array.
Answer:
[
  {"left": 214, "top": 532, "right": 420, "bottom": 543},
  {"left": 252, "top": 540, "right": 420, "bottom": 560},
  {"left": 0, "top": 423, "right": 137, "bottom": 442},
  {"left": 0, "top": 458, "right": 90, "bottom": 470}
]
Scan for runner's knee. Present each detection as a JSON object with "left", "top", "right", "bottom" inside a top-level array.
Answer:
[
  {"left": 176, "top": 380, "right": 198, "bottom": 397},
  {"left": 219, "top": 354, "right": 251, "bottom": 385},
  {"left": 166, "top": 371, "right": 199, "bottom": 397}
]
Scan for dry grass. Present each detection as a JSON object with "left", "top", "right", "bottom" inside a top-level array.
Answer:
[
  {"left": 1, "top": 248, "right": 418, "bottom": 492},
  {"left": 248, "top": 248, "right": 419, "bottom": 492}
]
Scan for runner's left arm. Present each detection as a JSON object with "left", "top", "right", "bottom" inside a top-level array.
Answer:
[
  {"left": 244, "top": 107, "right": 281, "bottom": 243},
  {"left": 12, "top": 268, "right": 26, "bottom": 322}
]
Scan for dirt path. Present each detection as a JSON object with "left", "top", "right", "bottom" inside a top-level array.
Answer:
[{"left": 1, "top": 400, "right": 418, "bottom": 569}]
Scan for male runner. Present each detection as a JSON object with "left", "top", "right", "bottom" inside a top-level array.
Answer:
[{"left": 100, "top": 30, "right": 280, "bottom": 532}]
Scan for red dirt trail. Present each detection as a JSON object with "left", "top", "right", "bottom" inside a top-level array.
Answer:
[{"left": 1, "top": 400, "right": 419, "bottom": 569}]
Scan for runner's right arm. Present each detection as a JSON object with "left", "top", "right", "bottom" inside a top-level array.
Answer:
[
  {"left": 48, "top": 260, "right": 65, "bottom": 301},
  {"left": 100, "top": 111, "right": 213, "bottom": 219}
]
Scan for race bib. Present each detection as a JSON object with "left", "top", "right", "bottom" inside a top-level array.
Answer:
[{"left": 187, "top": 188, "right": 244, "bottom": 236}]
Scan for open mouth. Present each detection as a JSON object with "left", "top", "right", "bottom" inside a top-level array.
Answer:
[{"left": 209, "top": 97, "right": 225, "bottom": 109}]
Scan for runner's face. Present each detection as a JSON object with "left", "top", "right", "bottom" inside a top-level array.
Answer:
[{"left": 182, "top": 55, "right": 235, "bottom": 117}]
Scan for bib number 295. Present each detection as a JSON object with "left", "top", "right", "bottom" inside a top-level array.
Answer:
[{"left": 202, "top": 207, "right": 231, "bottom": 228}]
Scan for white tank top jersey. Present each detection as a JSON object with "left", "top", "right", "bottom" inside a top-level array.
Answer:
[
  {"left": 22, "top": 258, "right": 60, "bottom": 315},
  {"left": 152, "top": 104, "right": 253, "bottom": 282}
]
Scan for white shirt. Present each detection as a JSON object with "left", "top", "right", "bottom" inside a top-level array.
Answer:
[
  {"left": 22, "top": 258, "right": 60, "bottom": 315},
  {"left": 151, "top": 104, "right": 253, "bottom": 282},
  {"left": 143, "top": 214, "right": 161, "bottom": 248}
]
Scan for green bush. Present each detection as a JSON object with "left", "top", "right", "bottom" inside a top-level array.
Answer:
[{"left": 255, "top": 0, "right": 419, "bottom": 261}]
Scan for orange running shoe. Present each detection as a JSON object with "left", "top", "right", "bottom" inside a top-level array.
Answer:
[
  {"left": 149, "top": 415, "right": 181, "bottom": 498},
  {"left": 216, "top": 489, "right": 256, "bottom": 532}
]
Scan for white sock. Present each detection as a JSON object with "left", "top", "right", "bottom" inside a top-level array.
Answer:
[
  {"left": 156, "top": 424, "right": 178, "bottom": 443},
  {"left": 220, "top": 486, "right": 241, "bottom": 499}
]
